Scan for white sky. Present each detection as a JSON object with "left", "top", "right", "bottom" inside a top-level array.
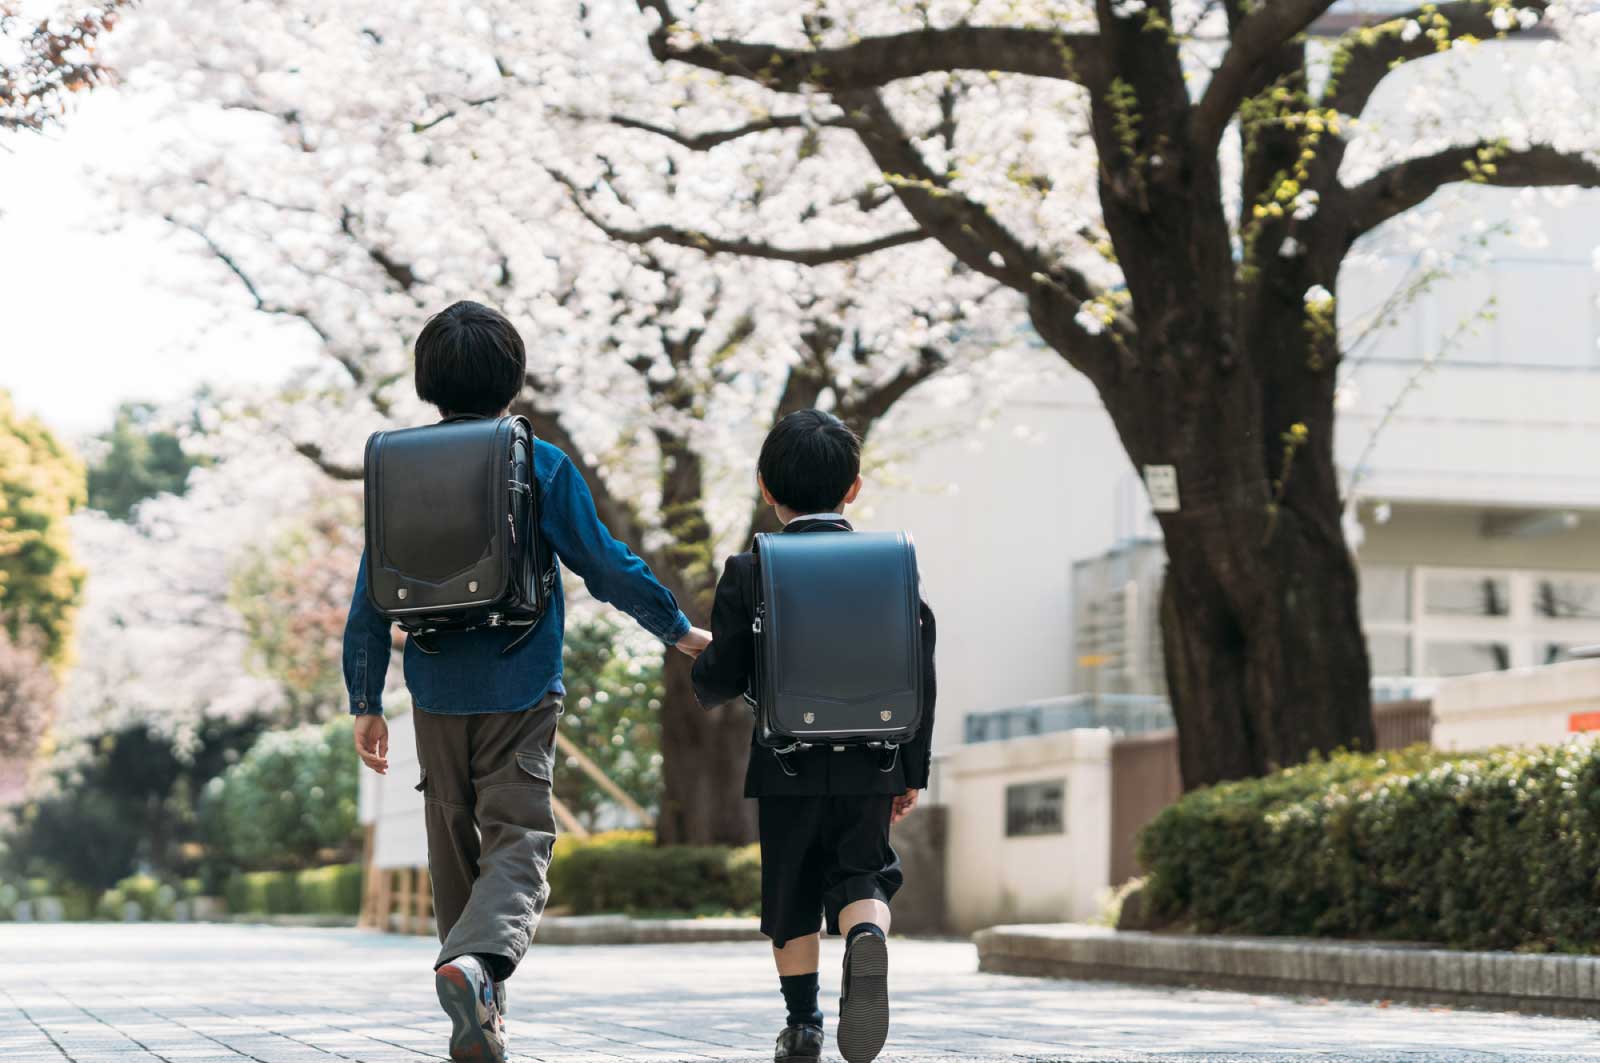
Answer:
[{"left": 0, "top": 90, "right": 319, "bottom": 440}]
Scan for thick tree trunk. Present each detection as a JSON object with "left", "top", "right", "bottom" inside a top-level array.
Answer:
[
  {"left": 1157, "top": 470, "right": 1373, "bottom": 789},
  {"left": 655, "top": 652, "right": 758, "bottom": 844}
]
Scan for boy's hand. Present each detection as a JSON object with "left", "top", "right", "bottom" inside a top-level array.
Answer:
[
  {"left": 354, "top": 714, "right": 389, "bottom": 774},
  {"left": 891, "top": 789, "right": 920, "bottom": 824},
  {"left": 674, "top": 626, "right": 712, "bottom": 660}
]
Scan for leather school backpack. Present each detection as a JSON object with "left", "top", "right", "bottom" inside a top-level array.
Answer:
[
  {"left": 747, "top": 530, "right": 923, "bottom": 754},
  {"left": 362, "top": 414, "right": 556, "bottom": 651}
]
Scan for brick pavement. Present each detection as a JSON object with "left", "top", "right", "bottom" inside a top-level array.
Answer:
[{"left": 2, "top": 924, "right": 1598, "bottom": 1062}]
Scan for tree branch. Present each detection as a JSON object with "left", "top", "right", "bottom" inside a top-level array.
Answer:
[
  {"left": 1344, "top": 142, "right": 1600, "bottom": 240},
  {"left": 508, "top": 389, "right": 671, "bottom": 581},
  {"left": 837, "top": 88, "right": 1097, "bottom": 301},
  {"left": 410, "top": 95, "right": 500, "bottom": 133},
  {"left": 294, "top": 442, "right": 363, "bottom": 481},
  {"left": 1321, "top": 0, "right": 1550, "bottom": 118},
  {"left": 607, "top": 111, "right": 853, "bottom": 150},
  {"left": 639, "top": 1, "right": 1108, "bottom": 91},
  {"left": 339, "top": 207, "right": 422, "bottom": 292},
  {"left": 1192, "top": 0, "right": 1339, "bottom": 148},
  {"left": 836, "top": 346, "right": 948, "bottom": 433},
  {"left": 548, "top": 167, "right": 929, "bottom": 264}
]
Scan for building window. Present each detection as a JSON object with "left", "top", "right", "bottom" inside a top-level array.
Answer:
[
  {"left": 1361, "top": 565, "right": 1600, "bottom": 678},
  {"left": 1531, "top": 577, "right": 1600, "bottom": 621},
  {"left": 1421, "top": 640, "right": 1511, "bottom": 678},
  {"left": 1422, "top": 571, "right": 1510, "bottom": 618}
]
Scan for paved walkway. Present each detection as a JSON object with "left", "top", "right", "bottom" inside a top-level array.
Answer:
[{"left": 2, "top": 924, "right": 1598, "bottom": 1062}]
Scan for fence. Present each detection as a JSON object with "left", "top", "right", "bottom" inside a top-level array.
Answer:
[
  {"left": 964, "top": 694, "right": 1173, "bottom": 744},
  {"left": 1107, "top": 699, "right": 1435, "bottom": 885}
]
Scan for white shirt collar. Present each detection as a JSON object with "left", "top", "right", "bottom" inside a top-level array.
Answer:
[{"left": 786, "top": 513, "right": 846, "bottom": 525}]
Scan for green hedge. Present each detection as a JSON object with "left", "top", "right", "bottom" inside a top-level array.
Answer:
[
  {"left": 1139, "top": 742, "right": 1600, "bottom": 952},
  {"left": 548, "top": 831, "right": 760, "bottom": 916},
  {"left": 225, "top": 864, "right": 363, "bottom": 916}
]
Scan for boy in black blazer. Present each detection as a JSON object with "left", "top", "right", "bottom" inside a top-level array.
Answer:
[{"left": 691, "top": 409, "right": 936, "bottom": 1063}]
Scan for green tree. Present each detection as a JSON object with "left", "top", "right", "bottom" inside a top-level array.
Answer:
[
  {"left": 557, "top": 619, "right": 665, "bottom": 830},
  {"left": 202, "top": 718, "right": 360, "bottom": 871},
  {"left": 0, "top": 388, "right": 85, "bottom": 667},
  {"left": 85, "top": 401, "right": 206, "bottom": 520},
  {"left": 2, "top": 715, "right": 268, "bottom": 889}
]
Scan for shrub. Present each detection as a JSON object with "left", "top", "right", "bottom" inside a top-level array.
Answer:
[
  {"left": 204, "top": 718, "right": 360, "bottom": 870},
  {"left": 114, "top": 874, "right": 177, "bottom": 921},
  {"left": 549, "top": 832, "right": 759, "bottom": 915},
  {"left": 226, "top": 865, "right": 362, "bottom": 916},
  {"left": 1138, "top": 741, "right": 1600, "bottom": 952},
  {"left": 296, "top": 864, "right": 363, "bottom": 915},
  {"left": 95, "top": 888, "right": 128, "bottom": 921}
]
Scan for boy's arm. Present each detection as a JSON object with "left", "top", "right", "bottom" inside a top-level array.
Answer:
[
  {"left": 900, "top": 592, "right": 938, "bottom": 790},
  {"left": 690, "top": 556, "right": 754, "bottom": 708},
  {"left": 540, "top": 454, "right": 692, "bottom": 647},
  {"left": 342, "top": 550, "right": 394, "bottom": 716}
]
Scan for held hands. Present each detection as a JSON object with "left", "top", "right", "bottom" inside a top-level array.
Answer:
[
  {"left": 674, "top": 626, "right": 712, "bottom": 660},
  {"left": 354, "top": 714, "right": 389, "bottom": 775},
  {"left": 891, "top": 788, "right": 920, "bottom": 824}
]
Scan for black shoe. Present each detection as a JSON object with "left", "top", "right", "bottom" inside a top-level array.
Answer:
[
  {"left": 775, "top": 1023, "right": 823, "bottom": 1063},
  {"left": 837, "top": 933, "right": 889, "bottom": 1063}
]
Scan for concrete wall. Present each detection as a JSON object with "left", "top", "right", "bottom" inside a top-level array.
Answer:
[
  {"left": 931, "top": 728, "right": 1113, "bottom": 932},
  {"left": 359, "top": 709, "right": 430, "bottom": 870},
  {"left": 1358, "top": 503, "right": 1600, "bottom": 571},
  {"left": 1433, "top": 658, "right": 1600, "bottom": 752}
]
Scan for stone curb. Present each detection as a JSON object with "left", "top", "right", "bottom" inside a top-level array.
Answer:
[
  {"left": 534, "top": 914, "right": 765, "bottom": 945},
  {"left": 974, "top": 923, "right": 1600, "bottom": 1019}
]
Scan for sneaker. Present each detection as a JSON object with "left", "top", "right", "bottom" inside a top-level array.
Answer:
[
  {"left": 836, "top": 932, "right": 889, "bottom": 1063},
  {"left": 435, "top": 955, "right": 506, "bottom": 1063},
  {"left": 775, "top": 1023, "right": 824, "bottom": 1063}
]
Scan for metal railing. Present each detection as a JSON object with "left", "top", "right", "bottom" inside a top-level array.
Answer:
[{"left": 963, "top": 694, "right": 1173, "bottom": 744}]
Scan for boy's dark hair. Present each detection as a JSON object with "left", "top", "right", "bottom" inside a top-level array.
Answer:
[
  {"left": 758, "top": 409, "right": 861, "bottom": 515},
  {"left": 414, "top": 301, "right": 526, "bottom": 417}
]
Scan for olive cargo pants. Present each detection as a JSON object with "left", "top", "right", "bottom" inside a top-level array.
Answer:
[{"left": 413, "top": 693, "right": 562, "bottom": 977}]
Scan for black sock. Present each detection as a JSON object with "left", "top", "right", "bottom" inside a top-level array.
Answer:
[
  {"left": 476, "top": 953, "right": 513, "bottom": 983},
  {"left": 845, "top": 922, "right": 885, "bottom": 947},
  {"left": 779, "top": 972, "right": 822, "bottom": 1028}
]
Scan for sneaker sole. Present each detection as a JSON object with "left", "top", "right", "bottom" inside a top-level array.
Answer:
[
  {"left": 436, "top": 964, "right": 504, "bottom": 1063},
  {"left": 837, "top": 935, "right": 889, "bottom": 1063}
]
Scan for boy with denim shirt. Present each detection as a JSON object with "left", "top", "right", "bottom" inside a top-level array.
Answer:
[
  {"left": 690, "top": 409, "right": 936, "bottom": 1063},
  {"left": 344, "top": 300, "right": 710, "bottom": 1063}
]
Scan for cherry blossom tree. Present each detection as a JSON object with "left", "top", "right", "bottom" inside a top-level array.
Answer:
[
  {"left": 107, "top": 1, "right": 1006, "bottom": 842},
  {"left": 60, "top": 414, "right": 322, "bottom": 746},
  {"left": 600, "top": 0, "right": 1600, "bottom": 787},
  {"left": 0, "top": 1, "right": 125, "bottom": 134}
]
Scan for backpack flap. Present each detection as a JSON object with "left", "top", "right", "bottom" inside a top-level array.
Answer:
[
  {"left": 755, "top": 531, "right": 923, "bottom": 744},
  {"left": 364, "top": 417, "right": 513, "bottom": 617}
]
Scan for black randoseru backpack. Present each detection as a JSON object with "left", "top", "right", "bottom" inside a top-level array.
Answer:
[
  {"left": 746, "top": 531, "right": 923, "bottom": 754},
  {"left": 363, "top": 414, "right": 556, "bottom": 652}
]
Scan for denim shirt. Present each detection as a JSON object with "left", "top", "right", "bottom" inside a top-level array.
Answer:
[{"left": 343, "top": 438, "right": 691, "bottom": 716}]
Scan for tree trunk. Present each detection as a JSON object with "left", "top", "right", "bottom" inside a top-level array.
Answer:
[
  {"left": 655, "top": 651, "right": 758, "bottom": 844},
  {"left": 1124, "top": 303, "right": 1374, "bottom": 789},
  {"left": 1158, "top": 478, "right": 1374, "bottom": 789}
]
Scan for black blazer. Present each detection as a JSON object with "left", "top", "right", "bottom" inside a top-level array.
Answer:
[{"left": 690, "top": 517, "right": 937, "bottom": 798}]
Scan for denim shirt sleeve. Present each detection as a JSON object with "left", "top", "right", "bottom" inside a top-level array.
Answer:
[
  {"left": 343, "top": 549, "right": 394, "bottom": 715},
  {"left": 540, "top": 454, "right": 692, "bottom": 646}
]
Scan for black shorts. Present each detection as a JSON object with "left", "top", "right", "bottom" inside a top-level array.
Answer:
[{"left": 757, "top": 795, "right": 902, "bottom": 948}]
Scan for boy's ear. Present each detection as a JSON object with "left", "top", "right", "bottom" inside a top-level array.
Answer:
[
  {"left": 842, "top": 475, "right": 863, "bottom": 506},
  {"left": 758, "top": 474, "right": 777, "bottom": 507}
]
